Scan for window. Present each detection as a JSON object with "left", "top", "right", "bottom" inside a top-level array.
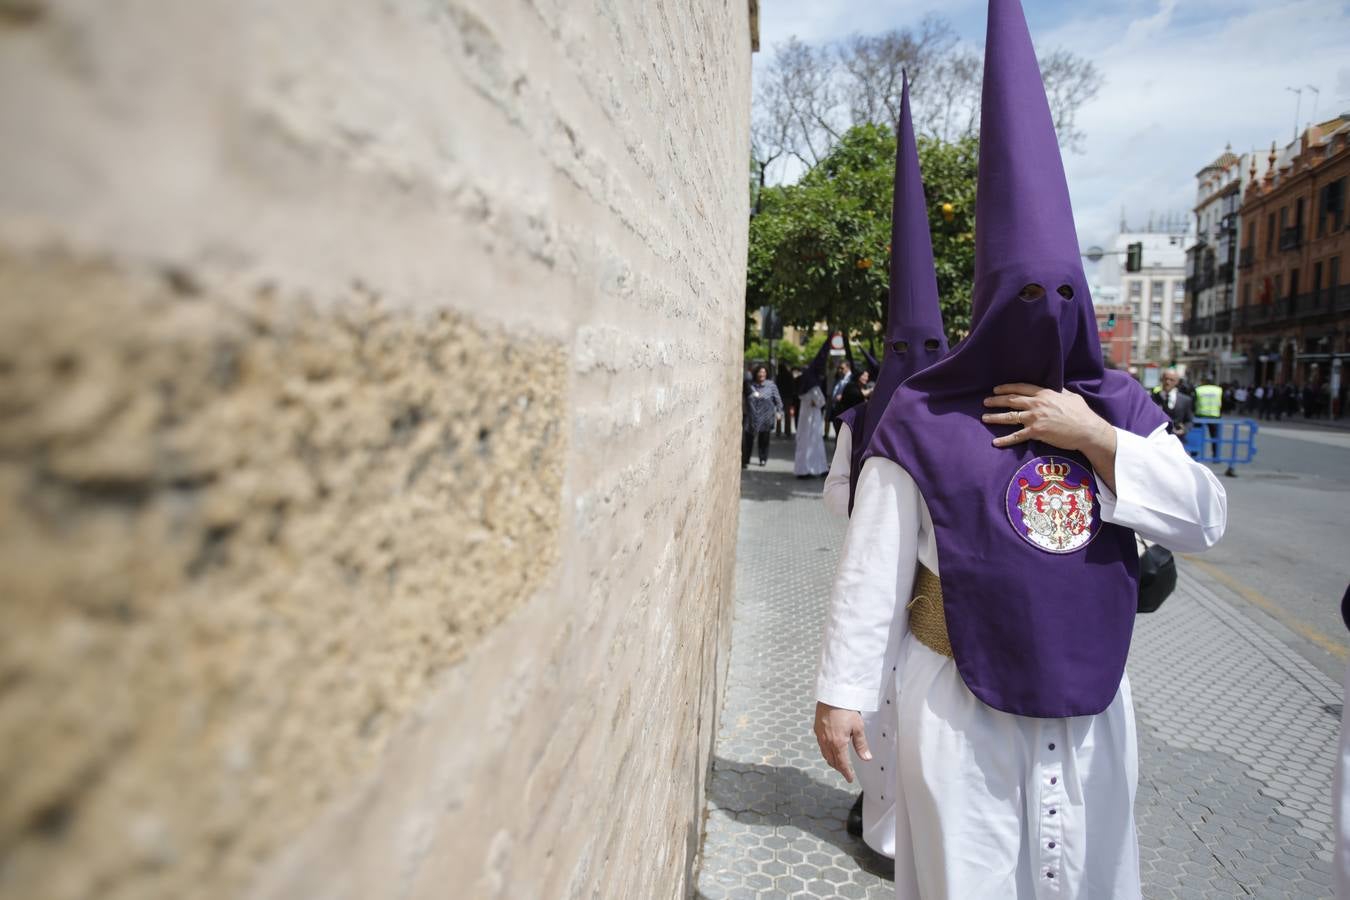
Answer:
[
  {"left": 1172, "top": 281, "right": 1185, "bottom": 301},
  {"left": 1289, "top": 268, "right": 1299, "bottom": 298},
  {"left": 1242, "top": 283, "right": 1251, "bottom": 307},
  {"left": 1266, "top": 213, "right": 1276, "bottom": 253},
  {"left": 1322, "top": 178, "right": 1347, "bottom": 235},
  {"left": 1150, "top": 280, "right": 1164, "bottom": 299},
  {"left": 1332, "top": 256, "right": 1341, "bottom": 290},
  {"left": 1172, "top": 306, "right": 1184, "bottom": 322},
  {"left": 1274, "top": 274, "right": 1283, "bottom": 298},
  {"left": 1150, "top": 300, "right": 1162, "bottom": 322},
  {"left": 1128, "top": 280, "right": 1142, "bottom": 299},
  {"left": 1313, "top": 261, "right": 1323, "bottom": 302}
]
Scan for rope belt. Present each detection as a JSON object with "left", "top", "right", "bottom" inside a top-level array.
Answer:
[{"left": 906, "top": 564, "right": 952, "bottom": 658}]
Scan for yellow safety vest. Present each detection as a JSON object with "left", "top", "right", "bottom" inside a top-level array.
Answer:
[{"left": 1195, "top": 384, "right": 1222, "bottom": 418}]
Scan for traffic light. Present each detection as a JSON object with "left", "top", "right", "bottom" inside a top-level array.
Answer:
[
  {"left": 1125, "top": 242, "right": 1143, "bottom": 273},
  {"left": 760, "top": 306, "right": 783, "bottom": 341},
  {"left": 1105, "top": 313, "right": 1117, "bottom": 331}
]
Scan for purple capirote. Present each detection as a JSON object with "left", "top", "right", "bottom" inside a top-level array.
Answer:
[
  {"left": 837, "top": 73, "right": 948, "bottom": 513},
  {"left": 860, "top": 0, "right": 1169, "bottom": 719}
]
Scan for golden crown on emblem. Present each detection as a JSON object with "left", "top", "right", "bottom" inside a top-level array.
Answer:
[{"left": 1035, "top": 461, "right": 1071, "bottom": 482}]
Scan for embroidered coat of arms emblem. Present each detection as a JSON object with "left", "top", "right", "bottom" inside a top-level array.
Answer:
[{"left": 1005, "top": 456, "right": 1100, "bottom": 554}]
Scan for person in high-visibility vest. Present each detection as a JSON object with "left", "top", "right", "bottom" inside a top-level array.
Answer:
[{"left": 1195, "top": 382, "right": 1234, "bottom": 476}]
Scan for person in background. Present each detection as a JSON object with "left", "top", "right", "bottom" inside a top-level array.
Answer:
[
  {"left": 1282, "top": 382, "right": 1299, "bottom": 420},
  {"left": 1152, "top": 369, "right": 1193, "bottom": 441},
  {"left": 741, "top": 365, "right": 782, "bottom": 469},
  {"left": 1233, "top": 383, "right": 1248, "bottom": 415},
  {"left": 838, "top": 367, "right": 869, "bottom": 417},
  {"left": 794, "top": 343, "right": 833, "bottom": 477},
  {"left": 777, "top": 362, "right": 799, "bottom": 437},
  {"left": 830, "top": 360, "right": 854, "bottom": 426},
  {"left": 821, "top": 71, "right": 951, "bottom": 858},
  {"left": 1194, "top": 379, "right": 1224, "bottom": 466}
]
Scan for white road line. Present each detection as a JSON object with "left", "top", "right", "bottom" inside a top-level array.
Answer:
[{"left": 1258, "top": 426, "right": 1350, "bottom": 450}]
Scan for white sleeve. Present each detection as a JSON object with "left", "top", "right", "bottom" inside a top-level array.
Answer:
[
  {"left": 1097, "top": 423, "right": 1228, "bottom": 553},
  {"left": 822, "top": 423, "right": 853, "bottom": 518},
  {"left": 816, "top": 457, "right": 920, "bottom": 712}
]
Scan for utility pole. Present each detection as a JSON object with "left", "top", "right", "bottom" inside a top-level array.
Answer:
[
  {"left": 1306, "top": 85, "right": 1321, "bottom": 128},
  {"left": 1285, "top": 86, "right": 1303, "bottom": 142}
]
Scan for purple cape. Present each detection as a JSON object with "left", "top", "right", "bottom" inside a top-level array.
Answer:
[
  {"left": 838, "top": 74, "right": 948, "bottom": 513},
  {"left": 861, "top": 0, "right": 1168, "bottom": 718}
]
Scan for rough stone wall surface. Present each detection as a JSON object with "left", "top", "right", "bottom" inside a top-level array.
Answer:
[{"left": 0, "top": 2, "right": 750, "bottom": 899}]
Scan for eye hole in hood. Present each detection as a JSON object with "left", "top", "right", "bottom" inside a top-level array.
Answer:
[
  {"left": 1018, "top": 283, "right": 1045, "bottom": 302},
  {"left": 1057, "top": 284, "right": 1075, "bottom": 300},
  {"left": 893, "top": 340, "right": 909, "bottom": 355},
  {"left": 924, "top": 338, "right": 942, "bottom": 352}
]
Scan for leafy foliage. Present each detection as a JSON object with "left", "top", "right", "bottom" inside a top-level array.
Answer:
[{"left": 748, "top": 125, "right": 979, "bottom": 345}]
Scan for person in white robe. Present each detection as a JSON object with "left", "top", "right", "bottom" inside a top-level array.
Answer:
[
  {"left": 794, "top": 384, "right": 829, "bottom": 477},
  {"left": 822, "top": 423, "right": 852, "bottom": 518},
  {"left": 815, "top": 408, "right": 1227, "bottom": 899},
  {"left": 1337, "top": 584, "right": 1350, "bottom": 899},
  {"left": 822, "top": 420, "right": 899, "bottom": 860}
]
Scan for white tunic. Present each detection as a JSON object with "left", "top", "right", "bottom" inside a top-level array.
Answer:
[
  {"left": 822, "top": 423, "right": 900, "bottom": 858},
  {"left": 823, "top": 422, "right": 853, "bottom": 518},
  {"left": 816, "top": 424, "right": 1228, "bottom": 899},
  {"left": 1337, "top": 663, "right": 1350, "bottom": 899},
  {"left": 794, "top": 386, "right": 829, "bottom": 476}
]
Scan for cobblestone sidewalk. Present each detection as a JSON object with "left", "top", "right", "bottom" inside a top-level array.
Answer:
[{"left": 695, "top": 440, "right": 1340, "bottom": 899}]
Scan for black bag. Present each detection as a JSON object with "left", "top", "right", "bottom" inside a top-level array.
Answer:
[{"left": 1137, "top": 543, "right": 1177, "bottom": 614}]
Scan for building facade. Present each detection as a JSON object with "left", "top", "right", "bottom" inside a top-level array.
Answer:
[
  {"left": 1184, "top": 147, "right": 1252, "bottom": 382},
  {"left": 1234, "top": 115, "right": 1350, "bottom": 401},
  {"left": 1091, "top": 228, "right": 1191, "bottom": 380}
]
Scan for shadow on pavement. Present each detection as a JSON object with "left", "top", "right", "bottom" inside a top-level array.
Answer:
[
  {"left": 707, "top": 755, "right": 895, "bottom": 882},
  {"left": 738, "top": 437, "right": 836, "bottom": 505}
]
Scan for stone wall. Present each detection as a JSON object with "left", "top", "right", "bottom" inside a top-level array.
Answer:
[{"left": 0, "top": 2, "right": 752, "bottom": 898}]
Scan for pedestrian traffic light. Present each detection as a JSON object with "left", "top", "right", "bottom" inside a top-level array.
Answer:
[
  {"left": 1126, "top": 242, "right": 1143, "bottom": 273},
  {"left": 1105, "top": 313, "right": 1117, "bottom": 331}
]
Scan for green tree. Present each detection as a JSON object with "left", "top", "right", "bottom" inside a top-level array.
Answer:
[{"left": 747, "top": 125, "right": 979, "bottom": 343}]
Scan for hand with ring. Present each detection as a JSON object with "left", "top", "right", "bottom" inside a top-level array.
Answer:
[{"left": 981, "top": 383, "right": 1113, "bottom": 452}]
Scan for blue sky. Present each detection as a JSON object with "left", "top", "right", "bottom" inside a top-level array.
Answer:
[{"left": 756, "top": 0, "right": 1350, "bottom": 246}]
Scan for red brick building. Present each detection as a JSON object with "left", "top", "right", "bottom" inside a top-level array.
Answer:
[
  {"left": 1096, "top": 304, "right": 1136, "bottom": 371},
  {"left": 1234, "top": 115, "right": 1350, "bottom": 406}
]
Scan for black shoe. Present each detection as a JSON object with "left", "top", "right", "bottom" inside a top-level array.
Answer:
[{"left": 846, "top": 793, "right": 864, "bottom": 838}]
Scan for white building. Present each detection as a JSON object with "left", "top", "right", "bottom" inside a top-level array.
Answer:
[
  {"left": 1089, "top": 225, "right": 1193, "bottom": 376},
  {"left": 1184, "top": 146, "right": 1254, "bottom": 382}
]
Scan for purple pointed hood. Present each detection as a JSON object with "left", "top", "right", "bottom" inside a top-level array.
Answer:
[
  {"left": 838, "top": 73, "right": 948, "bottom": 511},
  {"left": 796, "top": 337, "right": 832, "bottom": 394},
  {"left": 861, "top": 0, "right": 1168, "bottom": 719}
]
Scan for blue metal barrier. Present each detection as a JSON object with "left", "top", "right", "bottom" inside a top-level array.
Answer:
[{"left": 1183, "top": 417, "right": 1259, "bottom": 468}]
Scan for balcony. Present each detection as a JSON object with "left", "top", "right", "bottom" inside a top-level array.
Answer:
[
  {"left": 1217, "top": 262, "right": 1234, "bottom": 284},
  {"left": 1338, "top": 285, "right": 1350, "bottom": 313},
  {"left": 1213, "top": 310, "right": 1232, "bottom": 332},
  {"left": 1182, "top": 315, "right": 1212, "bottom": 336},
  {"left": 1278, "top": 225, "right": 1303, "bottom": 251}
]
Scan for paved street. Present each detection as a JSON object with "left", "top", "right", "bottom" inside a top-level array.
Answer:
[
  {"left": 1193, "top": 422, "right": 1350, "bottom": 681},
  {"left": 695, "top": 436, "right": 1341, "bottom": 899}
]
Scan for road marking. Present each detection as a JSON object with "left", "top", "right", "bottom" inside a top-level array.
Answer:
[
  {"left": 1258, "top": 426, "right": 1350, "bottom": 450},
  {"left": 1183, "top": 554, "right": 1349, "bottom": 661}
]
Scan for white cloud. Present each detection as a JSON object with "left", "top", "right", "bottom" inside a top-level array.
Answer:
[
  {"left": 753, "top": 0, "right": 1350, "bottom": 250},
  {"left": 1057, "top": 0, "right": 1349, "bottom": 244}
]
